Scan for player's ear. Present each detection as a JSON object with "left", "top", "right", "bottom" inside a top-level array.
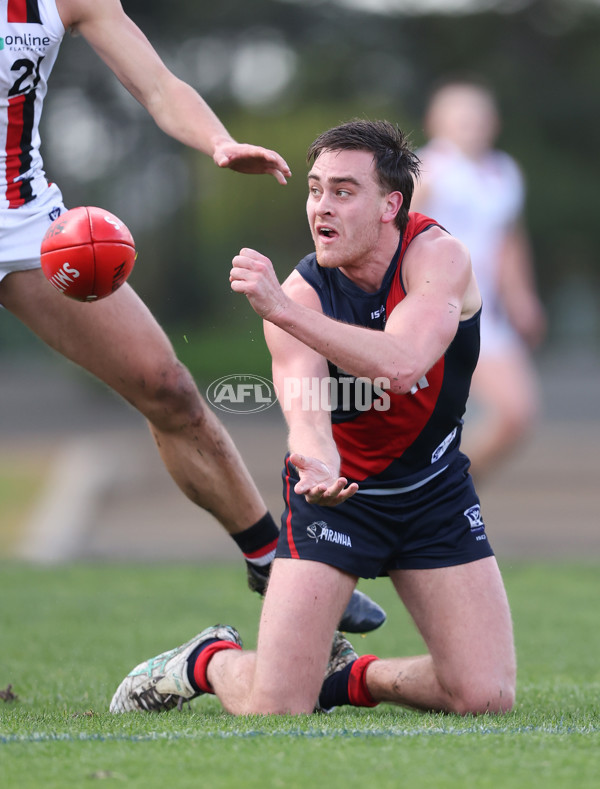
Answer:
[{"left": 382, "top": 191, "right": 403, "bottom": 224}]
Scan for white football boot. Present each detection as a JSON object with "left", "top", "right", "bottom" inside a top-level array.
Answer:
[{"left": 110, "top": 624, "right": 242, "bottom": 713}]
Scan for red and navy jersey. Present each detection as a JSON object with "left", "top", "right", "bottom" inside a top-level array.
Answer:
[
  {"left": 1, "top": 0, "right": 64, "bottom": 208},
  {"left": 295, "top": 212, "right": 481, "bottom": 489}
]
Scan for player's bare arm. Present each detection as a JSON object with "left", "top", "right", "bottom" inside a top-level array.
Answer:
[
  {"left": 383, "top": 228, "right": 481, "bottom": 373},
  {"left": 57, "top": 0, "right": 291, "bottom": 184},
  {"left": 263, "top": 279, "right": 358, "bottom": 506},
  {"left": 231, "top": 231, "right": 478, "bottom": 395},
  {"left": 496, "top": 222, "right": 546, "bottom": 348}
]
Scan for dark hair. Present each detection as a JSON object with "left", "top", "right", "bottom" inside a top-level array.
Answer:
[{"left": 307, "top": 119, "right": 420, "bottom": 233}]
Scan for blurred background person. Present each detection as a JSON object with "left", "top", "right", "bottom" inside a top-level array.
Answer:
[{"left": 412, "top": 77, "right": 547, "bottom": 482}]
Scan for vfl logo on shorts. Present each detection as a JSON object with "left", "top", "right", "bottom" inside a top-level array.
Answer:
[
  {"left": 307, "top": 521, "right": 352, "bottom": 548},
  {"left": 464, "top": 505, "right": 487, "bottom": 541}
]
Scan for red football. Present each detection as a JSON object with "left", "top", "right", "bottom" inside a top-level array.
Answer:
[{"left": 40, "top": 206, "right": 136, "bottom": 302}]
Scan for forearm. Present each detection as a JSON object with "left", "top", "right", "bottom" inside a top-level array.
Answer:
[
  {"left": 270, "top": 299, "right": 420, "bottom": 395},
  {"left": 143, "top": 75, "right": 232, "bottom": 157},
  {"left": 273, "top": 356, "right": 342, "bottom": 473},
  {"left": 286, "top": 414, "right": 341, "bottom": 474},
  {"left": 73, "top": 4, "right": 234, "bottom": 160},
  {"left": 232, "top": 242, "right": 467, "bottom": 395},
  {"left": 282, "top": 408, "right": 358, "bottom": 504}
]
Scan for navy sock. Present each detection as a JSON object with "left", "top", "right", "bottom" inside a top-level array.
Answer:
[
  {"left": 186, "top": 639, "right": 219, "bottom": 692},
  {"left": 317, "top": 662, "right": 354, "bottom": 710},
  {"left": 231, "top": 512, "right": 279, "bottom": 566}
]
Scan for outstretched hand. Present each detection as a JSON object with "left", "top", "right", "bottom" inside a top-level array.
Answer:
[
  {"left": 214, "top": 141, "right": 291, "bottom": 185},
  {"left": 290, "top": 452, "right": 358, "bottom": 506}
]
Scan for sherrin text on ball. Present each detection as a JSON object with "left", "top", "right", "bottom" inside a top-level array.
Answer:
[{"left": 40, "top": 206, "right": 136, "bottom": 302}]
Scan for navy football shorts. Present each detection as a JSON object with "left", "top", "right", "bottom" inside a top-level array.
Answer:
[{"left": 276, "top": 453, "right": 494, "bottom": 578}]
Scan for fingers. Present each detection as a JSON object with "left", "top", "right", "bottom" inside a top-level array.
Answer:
[
  {"left": 305, "top": 483, "right": 358, "bottom": 506},
  {"left": 261, "top": 159, "right": 291, "bottom": 186},
  {"left": 294, "top": 476, "right": 358, "bottom": 506},
  {"left": 266, "top": 157, "right": 292, "bottom": 185},
  {"left": 268, "top": 151, "right": 292, "bottom": 178},
  {"left": 215, "top": 144, "right": 292, "bottom": 184},
  {"left": 233, "top": 145, "right": 290, "bottom": 172},
  {"left": 235, "top": 248, "right": 268, "bottom": 265},
  {"left": 229, "top": 250, "right": 285, "bottom": 320},
  {"left": 271, "top": 169, "right": 289, "bottom": 186},
  {"left": 290, "top": 452, "right": 357, "bottom": 504},
  {"left": 230, "top": 249, "right": 267, "bottom": 281},
  {"left": 317, "top": 478, "right": 358, "bottom": 504},
  {"left": 250, "top": 148, "right": 292, "bottom": 180}
]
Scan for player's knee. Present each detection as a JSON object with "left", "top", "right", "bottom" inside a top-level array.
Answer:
[
  {"left": 446, "top": 676, "right": 515, "bottom": 716},
  {"left": 136, "top": 360, "right": 206, "bottom": 429}
]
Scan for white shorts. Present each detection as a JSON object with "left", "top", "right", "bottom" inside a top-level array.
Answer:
[
  {"left": 479, "top": 309, "right": 522, "bottom": 357},
  {"left": 0, "top": 184, "right": 66, "bottom": 282},
  {"left": 478, "top": 288, "right": 525, "bottom": 358}
]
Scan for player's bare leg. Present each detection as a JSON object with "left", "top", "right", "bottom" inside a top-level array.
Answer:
[
  {"left": 207, "top": 558, "right": 357, "bottom": 715},
  {"left": 366, "top": 557, "right": 516, "bottom": 714},
  {"left": 1, "top": 270, "right": 266, "bottom": 533},
  {"left": 462, "top": 350, "right": 540, "bottom": 482},
  {"left": 110, "top": 557, "right": 357, "bottom": 715}
]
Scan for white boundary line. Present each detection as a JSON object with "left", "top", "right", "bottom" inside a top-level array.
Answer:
[{"left": 2, "top": 724, "right": 600, "bottom": 744}]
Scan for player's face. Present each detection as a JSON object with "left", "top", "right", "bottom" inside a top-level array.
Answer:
[
  {"left": 428, "top": 85, "right": 499, "bottom": 155},
  {"left": 306, "top": 149, "right": 392, "bottom": 273}
]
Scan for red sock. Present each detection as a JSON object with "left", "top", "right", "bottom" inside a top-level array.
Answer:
[
  {"left": 192, "top": 641, "right": 242, "bottom": 694},
  {"left": 348, "top": 655, "right": 379, "bottom": 707}
]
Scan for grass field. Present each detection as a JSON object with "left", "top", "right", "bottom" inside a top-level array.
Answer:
[{"left": 1, "top": 561, "right": 599, "bottom": 788}]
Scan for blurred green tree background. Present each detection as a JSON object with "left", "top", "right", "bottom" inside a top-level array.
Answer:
[{"left": 2, "top": 0, "right": 598, "bottom": 382}]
